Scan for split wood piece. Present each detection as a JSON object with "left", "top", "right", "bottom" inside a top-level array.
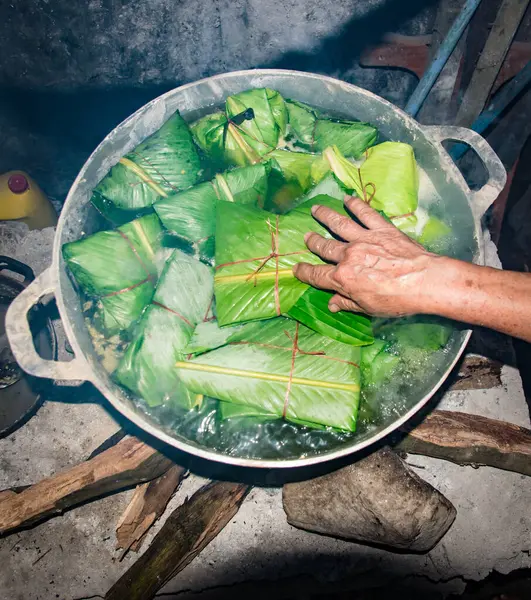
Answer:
[
  {"left": 398, "top": 410, "right": 531, "bottom": 476},
  {"left": 456, "top": 0, "right": 530, "bottom": 127},
  {"left": 450, "top": 355, "right": 503, "bottom": 391},
  {"left": 105, "top": 481, "right": 249, "bottom": 600},
  {"left": 116, "top": 464, "right": 186, "bottom": 557},
  {"left": 283, "top": 447, "right": 456, "bottom": 553},
  {"left": 0, "top": 436, "right": 174, "bottom": 536}
]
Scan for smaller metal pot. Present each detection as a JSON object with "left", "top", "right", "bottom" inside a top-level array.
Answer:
[{"left": 0, "top": 256, "right": 56, "bottom": 436}]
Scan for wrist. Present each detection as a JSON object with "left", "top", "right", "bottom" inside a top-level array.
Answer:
[{"left": 416, "top": 255, "right": 470, "bottom": 316}]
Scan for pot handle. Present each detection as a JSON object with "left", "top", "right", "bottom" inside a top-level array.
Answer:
[
  {"left": 5, "top": 267, "right": 89, "bottom": 382},
  {"left": 423, "top": 125, "right": 507, "bottom": 219}
]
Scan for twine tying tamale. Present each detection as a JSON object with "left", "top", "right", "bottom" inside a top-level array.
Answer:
[
  {"left": 229, "top": 322, "right": 360, "bottom": 418},
  {"left": 215, "top": 215, "right": 310, "bottom": 316},
  {"left": 102, "top": 229, "right": 155, "bottom": 298},
  {"left": 151, "top": 301, "right": 193, "bottom": 327}
]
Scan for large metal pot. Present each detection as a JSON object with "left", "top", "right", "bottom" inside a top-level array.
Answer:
[{"left": 6, "top": 70, "right": 506, "bottom": 468}]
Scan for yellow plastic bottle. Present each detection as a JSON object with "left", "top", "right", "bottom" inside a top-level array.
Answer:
[{"left": 0, "top": 171, "right": 57, "bottom": 230}]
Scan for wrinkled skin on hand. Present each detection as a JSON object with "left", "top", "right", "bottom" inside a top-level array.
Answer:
[{"left": 293, "top": 195, "right": 443, "bottom": 317}]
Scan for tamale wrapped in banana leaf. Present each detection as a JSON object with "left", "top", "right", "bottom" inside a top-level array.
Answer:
[
  {"left": 264, "top": 149, "right": 330, "bottom": 213},
  {"left": 63, "top": 214, "right": 165, "bottom": 334},
  {"left": 93, "top": 111, "right": 202, "bottom": 212},
  {"left": 191, "top": 88, "right": 287, "bottom": 167},
  {"left": 361, "top": 339, "right": 400, "bottom": 387},
  {"left": 286, "top": 99, "right": 377, "bottom": 158},
  {"left": 184, "top": 320, "right": 248, "bottom": 357},
  {"left": 214, "top": 195, "right": 347, "bottom": 326},
  {"left": 154, "top": 164, "right": 269, "bottom": 261},
  {"left": 176, "top": 318, "right": 361, "bottom": 431},
  {"left": 324, "top": 142, "right": 419, "bottom": 219},
  {"left": 115, "top": 250, "right": 214, "bottom": 408}
]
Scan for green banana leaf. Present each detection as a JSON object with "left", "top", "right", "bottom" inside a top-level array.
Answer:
[
  {"left": 63, "top": 214, "right": 165, "bottom": 334},
  {"left": 418, "top": 215, "right": 453, "bottom": 250},
  {"left": 265, "top": 149, "right": 330, "bottom": 213},
  {"left": 93, "top": 111, "right": 202, "bottom": 211},
  {"left": 191, "top": 111, "right": 263, "bottom": 168},
  {"left": 154, "top": 164, "right": 269, "bottom": 261},
  {"left": 324, "top": 142, "right": 419, "bottom": 218},
  {"left": 115, "top": 250, "right": 213, "bottom": 408},
  {"left": 191, "top": 88, "right": 287, "bottom": 168},
  {"left": 214, "top": 196, "right": 345, "bottom": 325},
  {"left": 175, "top": 318, "right": 361, "bottom": 431},
  {"left": 226, "top": 88, "right": 287, "bottom": 150},
  {"left": 283, "top": 173, "right": 345, "bottom": 213},
  {"left": 361, "top": 339, "right": 400, "bottom": 387},
  {"left": 286, "top": 99, "right": 377, "bottom": 158},
  {"left": 184, "top": 320, "right": 247, "bottom": 357},
  {"left": 288, "top": 287, "right": 374, "bottom": 346}
]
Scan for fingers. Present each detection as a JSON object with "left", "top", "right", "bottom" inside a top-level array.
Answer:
[
  {"left": 292, "top": 262, "right": 340, "bottom": 292},
  {"left": 311, "top": 204, "right": 365, "bottom": 242},
  {"left": 328, "top": 293, "right": 364, "bottom": 314},
  {"left": 344, "top": 195, "right": 395, "bottom": 230},
  {"left": 304, "top": 232, "right": 346, "bottom": 263}
]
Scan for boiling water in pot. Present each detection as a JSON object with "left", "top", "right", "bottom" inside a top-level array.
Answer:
[{"left": 78, "top": 97, "right": 471, "bottom": 461}]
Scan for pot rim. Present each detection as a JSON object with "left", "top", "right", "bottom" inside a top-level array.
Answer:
[{"left": 52, "top": 69, "right": 484, "bottom": 468}]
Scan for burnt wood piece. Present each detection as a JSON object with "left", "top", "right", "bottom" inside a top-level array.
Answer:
[
  {"left": 451, "top": 355, "right": 503, "bottom": 390},
  {"left": 116, "top": 464, "right": 186, "bottom": 557},
  {"left": 105, "top": 481, "right": 250, "bottom": 600},
  {"left": 399, "top": 410, "right": 531, "bottom": 476},
  {"left": 0, "top": 436, "right": 174, "bottom": 535}
]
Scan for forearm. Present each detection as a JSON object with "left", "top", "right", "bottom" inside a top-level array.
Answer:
[{"left": 422, "top": 257, "right": 531, "bottom": 343}]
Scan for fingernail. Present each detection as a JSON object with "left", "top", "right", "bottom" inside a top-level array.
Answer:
[
  {"left": 329, "top": 303, "right": 340, "bottom": 313},
  {"left": 311, "top": 205, "right": 321, "bottom": 215},
  {"left": 293, "top": 263, "right": 299, "bottom": 274},
  {"left": 304, "top": 232, "right": 311, "bottom": 243}
]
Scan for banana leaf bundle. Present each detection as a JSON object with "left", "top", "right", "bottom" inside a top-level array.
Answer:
[
  {"left": 154, "top": 164, "right": 269, "bottom": 261},
  {"left": 286, "top": 100, "right": 378, "bottom": 158},
  {"left": 115, "top": 250, "right": 213, "bottom": 408},
  {"left": 63, "top": 214, "right": 165, "bottom": 334},
  {"left": 324, "top": 142, "right": 419, "bottom": 220},
  {"left": 214, "top": 195, "right": 346, "bottom": 326},
  {"left": 175, "top": 318, "right": 361, "bottom": 431},
  {"left": 191, "top": 88, "right": 287, "bottom": 167},
  {"left": 92, "top": 111, "right": 202, "bottom": 214},
  {"left": 324, "top": 144, "right": 454, "bottom": 249},
  {"left": 265, "top": 149, "right": 330, "bottom": 213},
  {"left": 361, "top": 339, "right": 400, "bottom": 387}
]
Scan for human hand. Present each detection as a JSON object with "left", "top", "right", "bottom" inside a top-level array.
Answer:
[{"left": 293, "top": 195, "right": 446, "bottom": 317}]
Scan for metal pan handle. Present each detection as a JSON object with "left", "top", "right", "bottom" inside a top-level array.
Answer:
[
  {"left": 423, "top": 125, "right": 507, "bottom": 219},
  {"left": 5, "top": 268, "right": 89, "bottom": 382}
]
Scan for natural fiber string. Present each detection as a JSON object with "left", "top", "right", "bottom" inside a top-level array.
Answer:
[
  {"left": 229, "top": 323, "right": 360, "bottom": 419},
  {"left": 102, "top": 229, "right": 155, "bottom": 298},
  {"left": 357, "top": 168, "right": 377, "bottom": 206},
  {"left": 151, "top": 301, "right": 193, "bottom": 327},
  {"left": 216, "top": 215, "right": 310, "bottom": 316}
]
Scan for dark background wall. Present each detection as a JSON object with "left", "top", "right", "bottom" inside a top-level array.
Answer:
[{"left": 0, "top": 0, "right": 437, "bottom": 206}]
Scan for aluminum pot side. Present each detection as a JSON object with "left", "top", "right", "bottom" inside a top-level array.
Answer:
[{"left": 6, "top": 70, "right": 507, "bottom": 469}]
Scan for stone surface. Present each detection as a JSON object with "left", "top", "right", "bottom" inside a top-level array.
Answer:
[{"left": 1, "top": 218, "right": 531, "bottom": 599}]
